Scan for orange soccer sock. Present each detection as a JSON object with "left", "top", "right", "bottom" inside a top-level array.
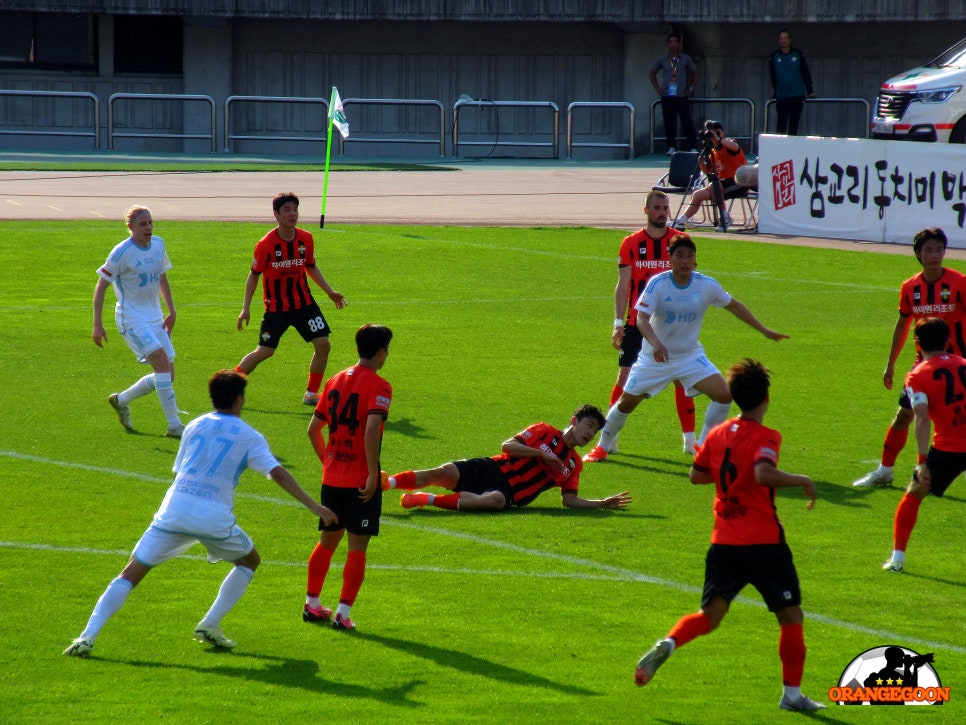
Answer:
[
  {"left": 667, "top": 611, "right": 711, "bottom": 649},
  {"left": 433, "top": 492, "right": 461, "bottom": 510},
  {"left": 306, "top": 372, "right": 324, "bottom": 395},
  {"left": 779, "top": 622, "right": 806, "bottom": 687},
  {"left": 391, "top": 470, "right": 418, "bottom": 490},
  {"left": 673, "top": 383, "right": 696, "bottom": 433},
  {"left": 881, "top": 426, "right": 909, "bottom": 467},
  {"left": 610, "top": 384, "right": 624, "bottom": 406},
  {"left": 306, "top": 543, "right": 336, "bottom": 598},
  {"left": 893, "top": 493, "right": 922, "bottom": 552},
  {"left": 339, "top": 550, "right": 366, "bottom": 606}
]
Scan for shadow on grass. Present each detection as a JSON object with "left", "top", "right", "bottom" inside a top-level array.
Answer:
[
  {"left": 795, "top": 479, "right": 879, "bottom": 509},
  {"left": 384, "top": 507, "right": 662, "bottom": 522},
  {"left": 101, "top": 651, "right": 426, "bottom": 706},
  {"left": 585, "top": 452, "right": 696, "bottom": 476},
  {"left": 384, "top": 416, "right": 435, "bottom": 440},
  {"left": 354, "top": 631, "right": 600, "bottom": 697},
  {"left": 895, "top": 569, "right": 966, "bottom": 588},
  {"left": 244, "top": 405, "right": 311, "bottom": 420}
]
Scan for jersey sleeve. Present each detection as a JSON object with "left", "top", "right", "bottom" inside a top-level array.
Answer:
[
  {"left": 157, "top": 238, "right": 173, "bottom": 274},
  {"left": 301, "top": 230, "right": 317, "bottom": 268},
  {"left": 250, "top": 237, "right": 268, "bottom": 274},
  {"left": 754, "top": 429, "right": 782, "bottom": 468},
  {"left": 708, "top": 277, "right": 733, "bottom": 308},
  {"left": 618, "top": 235, "right": 634, "bottom": 267},
  {"left": 367, "top": 379, "right": 392, "bottom": 419},
  {"left": 247, "top": 430, "right": 283, "bottom": 477},
  {"left": 897, "top": 277, "right": 914, "bottom": 316},
  {"left": 635, "top": 274, "right": 661, "bottom": 315}
]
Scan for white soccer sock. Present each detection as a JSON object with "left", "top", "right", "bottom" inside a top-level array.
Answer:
[
  {"left": 335, "top": 602, "right": 352, "bottom": 619},
  {"left": 698, "top": 401, "right": 731, "bottom": 444},
  {"left": 153, "top": 372, "right": 182, "bottom": 428},
  {"left": 80, "top": 576, "right": 133, "bottom": 640},
  {"left": 890, "top": 550, "right": 906, "bottom": 565},
  {"left": 118, "top": 374, "right": 156, "bottom": 405},
  {"left": 783, "top": 685, "right": 802, "bottom": 701},
  {"left": 599, "top": 405, "right": 629, "bottom": 450},
  {"left": 200, "top": 565, "right": 254, "bottom": 627}
]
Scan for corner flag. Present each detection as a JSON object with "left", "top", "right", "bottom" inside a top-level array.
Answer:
[
  {"left": 330, "top": 87, "right": 350, "bottom": 139},
  {"left": 321, "top": 86, "right": 350, "bottom": 228}
]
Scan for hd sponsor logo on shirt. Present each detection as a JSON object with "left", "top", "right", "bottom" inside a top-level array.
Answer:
[{"left": 829, "top": 645, "right": 949, "bottom": 706}]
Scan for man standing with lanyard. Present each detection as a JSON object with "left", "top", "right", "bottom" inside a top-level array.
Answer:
[{"left": 649, "top": 33, "right": 699, "bottom": 155}]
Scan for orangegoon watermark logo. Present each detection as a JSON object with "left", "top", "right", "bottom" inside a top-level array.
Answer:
[{"left": 830, "top": 645, "right": 949, "bottom": 706}]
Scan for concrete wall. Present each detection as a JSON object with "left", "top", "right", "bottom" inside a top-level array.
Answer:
[{"left": 2, "top": 13, "right": 966, "bottom": 157}]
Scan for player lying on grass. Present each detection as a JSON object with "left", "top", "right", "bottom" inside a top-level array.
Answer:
[
  {"left": 384, "top": 405, "right": 631, "bottom": 512},
  {"left": 633, "top": 358, "right": 825, "bottom": 713},
  {"left": 63, "top": 370, "right": 336, "bottom": 657}
]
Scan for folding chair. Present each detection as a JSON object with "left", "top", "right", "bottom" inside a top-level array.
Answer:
[
  {"left": 652, "top": 151, "right": 703, "bottom": 224},
  {"left": 728, "top": 163, "right": 759, "bottom": 232},
  {"left": 727, "top": 191, "right": 758, "bottom": 232}
]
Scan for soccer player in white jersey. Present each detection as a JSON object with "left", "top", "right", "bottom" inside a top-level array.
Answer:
[
  {"left": 92, "top": 206, "right": 184, "bottom": 437},
  {"left": 584, "top": 235, "right": 788, "bottom": 462},
  {"left": 63, "top": 370, "right": 337, "bottom": 657}
]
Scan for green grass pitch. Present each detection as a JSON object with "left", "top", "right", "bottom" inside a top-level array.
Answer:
[{"left": 0, "top": 220, "right": 963, "bottom": 723}]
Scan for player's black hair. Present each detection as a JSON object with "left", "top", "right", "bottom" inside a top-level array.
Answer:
[
  {"left": 273, "top": 192, "right": 300, "bottom": 213},
  {"left": 913, "top": 227, "right": 947, "bottom": 256},
  {"left": 914, "top": 317, "right": 950, "bottom": 354},
  {"left": 573, "top": 404, "right": 606, "bottom": 429},
  {"left": 727, "top": 358, "right": 770, "bottom": 412},
  {"left": 210, "top": 369, "right": 247, "bottom": 410},
  {"left": 669, "top": 234, "right": 696, "bottom": 255},
  {"left": 356, "top": 324, "right": 393, "bottom": 359},
  {"left": 666, "top": 33, "right": 681, "bottom": 43}
]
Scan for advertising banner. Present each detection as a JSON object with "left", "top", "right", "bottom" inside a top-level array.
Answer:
[{"left": 758, "top": 134, "right": 966, "bottom": 248}]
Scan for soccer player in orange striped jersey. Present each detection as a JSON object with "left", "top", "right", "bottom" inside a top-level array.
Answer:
[
  {"left": 883, "top": 317, "right": 966, "bottom": 573},
  {"left": 385, "top": 406, "right": 631, "bottom": 512},
  {"left": 633, "top": 359, "right": 825, "bottom": 713},
  {"left": 606, "top": 190, "right": 696, "bottom": 455},
  {"left": 236, "top": 192, "right": 347, "bottom": 406},
  {"left": 853, "top": 228, "right": 966, "bottom": 488},
  {"left": 303, "top": 324, "right": 392, "bottom": 631}
]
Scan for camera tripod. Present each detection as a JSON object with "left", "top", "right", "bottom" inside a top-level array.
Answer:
[{"left": 673, "top": 143, "right": 729, "bottom": 232}]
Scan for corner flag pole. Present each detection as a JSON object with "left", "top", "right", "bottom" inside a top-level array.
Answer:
[
  {"left": 320, "top": 110, "right": 335, "bottom": 229},
  {"left": 321, "top": 86, "right": 350, "bottom": 229}
]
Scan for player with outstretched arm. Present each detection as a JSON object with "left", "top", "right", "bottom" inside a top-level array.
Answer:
[
  {"left": 633, "top": 358, "right": 825, "bottom": 713},
  {"left": 584, "top": 235, "right": 787, "bottom": 462},
  {"left": 64, "top": 370, "right": 336, "bottom": 657},
  {"left": 384, "top": 405, "right": 631, "bottom": 512}
]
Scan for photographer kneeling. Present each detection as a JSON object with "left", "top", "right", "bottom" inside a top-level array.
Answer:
[{"left": 674, "top": 120, "right": 749, "bottom": 232}]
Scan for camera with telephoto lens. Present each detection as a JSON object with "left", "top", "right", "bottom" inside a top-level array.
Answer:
[
  {"left": 904, "top": 652, "right": 934, "bottom": 667},
  {"left": 698, "top": 119, "right": 723, "bottom": 143}
]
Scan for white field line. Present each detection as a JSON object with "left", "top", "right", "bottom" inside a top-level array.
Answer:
[{"left": 2, "top": 449, "right": 964, "bottom": 655}]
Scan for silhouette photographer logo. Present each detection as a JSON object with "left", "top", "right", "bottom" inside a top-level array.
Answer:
[{"left": 829, "top": 645, "right": 949, "bottom": 706}]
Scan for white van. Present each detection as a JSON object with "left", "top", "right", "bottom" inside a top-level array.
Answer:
[{"left": 873, "top": 37, "right": 966, "bottom": 143}]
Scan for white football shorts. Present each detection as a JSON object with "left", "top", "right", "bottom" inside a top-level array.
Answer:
[
  {"left": 133, "top": 523, "right": 254, "bottom": 566},
  {"left": 119, "top": 321, "right": 176, "bottom": 364},
  {"left": 625, "top": 351, "right": 721, "bottom": 399}
]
